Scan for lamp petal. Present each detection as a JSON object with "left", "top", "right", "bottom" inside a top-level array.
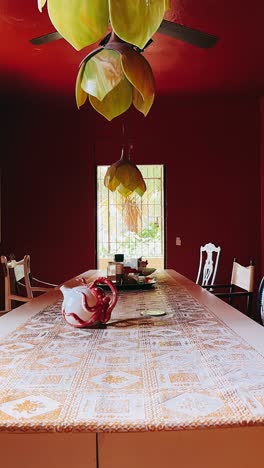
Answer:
[
  {"left": 121, "top": 48, "right": 155, "bottom": 98},
  {"left": 104, "top": 164, "right": 118, "bottom": 191},
  {"left": 38, "top": 0, "right": 47, "bottom": 12},
  {"left": 135, "top": 187, "right": 145, "bottom": 197},
  {"left": 47, "top": 0, "right": 109, "bottom": 50},
  {"left": 118, "top": 183, "right": 133, "bottom": 197},
  {"left": 135, "top": 170, "right": 147, "bottom": 197},
  {"left": 106, "top": 174, "right": 120, "bottom": 192},
  {"left": 133, "top": 88, "right": 154, "bottom": 116},
  {"left": 89, "top": 77, "right": 132, "bottom": 121},
  {"left": 75, "top": 62, "right": 88, "bottom": 109},
  {"left": 109, "top": 0, "right": 171, "bottom": 49},
  {"left": 115, "top": 165, "right": 133, "bottom": 190},
  {"left": 115, "top": 162, "right": 138, "bottom": 192},
  {"left": 81, "top": 49, "right": 123, "bottom": 102}
]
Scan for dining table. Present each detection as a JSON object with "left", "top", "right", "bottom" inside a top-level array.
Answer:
[{"left": 1, "top": 269, "right": 264, "bottom": 468}]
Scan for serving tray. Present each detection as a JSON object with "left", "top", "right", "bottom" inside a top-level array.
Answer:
[{"left": 97, "top": 279, "right": 156, "bottom": 290}]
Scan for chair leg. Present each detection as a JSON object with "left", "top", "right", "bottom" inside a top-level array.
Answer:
[
  {"left": 4, "top": 299, "right": 11, "bottom": 312},
  {"left": 247, "top": 293, "right": 253, "bottom": 317},
  {"left": 229, "top": 285, "right": 234, "bottom": 306},
  {"left": 4, "top": 277, "right": 12, "bottom": 312},
  {"left": 4, "top": 296, "right": 12, "bottom": 313}
]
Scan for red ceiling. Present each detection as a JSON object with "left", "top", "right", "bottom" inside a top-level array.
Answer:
[{"left": 1, "top": 0, "right": 264, "bottom": 97}]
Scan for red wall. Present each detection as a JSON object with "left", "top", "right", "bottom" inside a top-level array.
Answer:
[
  {"left": 261, "top": 98, "right": 264, "bottom": 276},
  {"left": 94, "top": 96, "right": 261, "bottom": 286},
  {"left": 1, "top": 92, "right": 96, "bottom": 284},
  {"left": 1, "top": 92, "right": 261, "bottom": 294}
]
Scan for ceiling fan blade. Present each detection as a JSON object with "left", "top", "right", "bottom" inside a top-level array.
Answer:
[
  {"left": 30, "top": 31, "right": 63, "bottom": 46},
  {"left": 158, "top": 19, "right": 218, "bottom": 49},
  {"left": 30, "top": 20, "right": 218, "bottom": 49}
]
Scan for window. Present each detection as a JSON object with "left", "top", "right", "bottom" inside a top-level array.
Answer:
[{"left": 96, "top": 165, "right": 165, "bottom": 270}]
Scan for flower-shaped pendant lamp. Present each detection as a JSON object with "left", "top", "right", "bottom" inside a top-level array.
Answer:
[
  {"left": 104, "top": 144, "right": 146, "bottom": 198},
  {"left": 37, "top": 1, "right": 172, "bottom": 120},
  {"left": 75, "top": 32, "right": 155, "bottom": 121}
]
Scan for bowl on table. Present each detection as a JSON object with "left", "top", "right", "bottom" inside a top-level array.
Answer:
[{"left": 138, "top": 268, "right": 156, "bottom": 277}]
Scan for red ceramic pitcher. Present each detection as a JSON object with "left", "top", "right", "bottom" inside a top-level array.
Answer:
[{"left": 60, "top": 277, "right": 118, "bottom": 328}]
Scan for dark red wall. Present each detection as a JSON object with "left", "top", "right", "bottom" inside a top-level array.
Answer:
[
  {"left": 1, "top": 92, "right": 261, "bottom": 294},
  {"left": 1, "top": 92, "right": 96, "bottom": 284},
  {"left": 94, "top": 96, "right": 261, "bottom": 286},
  {"left": 261, "top": 98, "right": 264, "bottom": 277}
]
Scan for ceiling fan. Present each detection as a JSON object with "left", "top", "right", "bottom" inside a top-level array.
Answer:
[
  {"left": 29, "top": 12, "right": 219, "bottom": 121},
  {"left": 30, "top": 19, "right": 218, "bottom": 49}
]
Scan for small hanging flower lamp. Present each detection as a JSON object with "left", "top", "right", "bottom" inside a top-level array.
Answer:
[{"left": 104, "top": 144, "right": 146, "bottom": 198}]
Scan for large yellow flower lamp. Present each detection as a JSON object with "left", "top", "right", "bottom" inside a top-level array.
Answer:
[
  {"left": 104, "top": 144, "right": 146, "bottom": 198},
  {"left": 37, "top": 1, "right": 172, "bottom": 120},
  {"left": 75, "top": 33, "right": 155, "bottom": 121}
]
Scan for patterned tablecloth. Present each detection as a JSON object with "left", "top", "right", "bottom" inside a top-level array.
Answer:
[{"left": 1, "top": 271, "right": 264, "bottom": 433}]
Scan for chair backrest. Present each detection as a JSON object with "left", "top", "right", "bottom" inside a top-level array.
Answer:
[
  {"left": 1, "top": 255, "right": 31, "bottom": 312},
  {"left": 1, "top": 256, "right": 11, "bottom": 308},
  {"left": 257, "top": 277, "right": 264, "bottom": 325},
  {"left": 229, "top": 258, "right": 255, "bottom": 317},
  {"left": 231, "top": 259, "right": 254, "bottom": 292},
  {"left": 13, "top": 255, "right": 34, "bottom": 299},
  {"left": 196, "top": 242, "right": 221, "bottom": 286},
  {"left": 1, "top": 254, "right": 55, "bottom": 313}
]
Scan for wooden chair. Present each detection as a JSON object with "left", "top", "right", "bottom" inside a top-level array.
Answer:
[
  {"left": 203, "top": 258, "right": 255, "bottom": 316},
  {"left": 1, "top": 255, "right": 57, "bottom": 313},
  {"left": 196, "top": 242, "right": 221, "bottom": 286}
]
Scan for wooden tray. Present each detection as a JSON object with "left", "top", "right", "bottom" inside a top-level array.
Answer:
[{"left": 97, "top": 279, "right": 156, "bottom": 290}]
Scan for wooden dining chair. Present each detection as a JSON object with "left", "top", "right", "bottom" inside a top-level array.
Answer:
[
  {"left": 1, "top": 255, "right": 57, "bottom": 313},
  {"left": 203, "top": 258, "right": 255, "bottom": 316},
  {"left": 196, "top": 242, "right": 221, "bottom": 286}
]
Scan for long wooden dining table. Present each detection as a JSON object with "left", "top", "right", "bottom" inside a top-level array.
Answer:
[{"left": 1, "top": 269, "right": 264, "bottom": 468}]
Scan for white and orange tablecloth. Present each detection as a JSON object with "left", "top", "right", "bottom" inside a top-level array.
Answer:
[{"left": 1, "top": 270, "right": 264, "bottom": 435}]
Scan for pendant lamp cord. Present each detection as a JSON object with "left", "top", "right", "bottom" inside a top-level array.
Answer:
[{"left": 122, "top": 112, "right": 133, "bottom": 160}]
